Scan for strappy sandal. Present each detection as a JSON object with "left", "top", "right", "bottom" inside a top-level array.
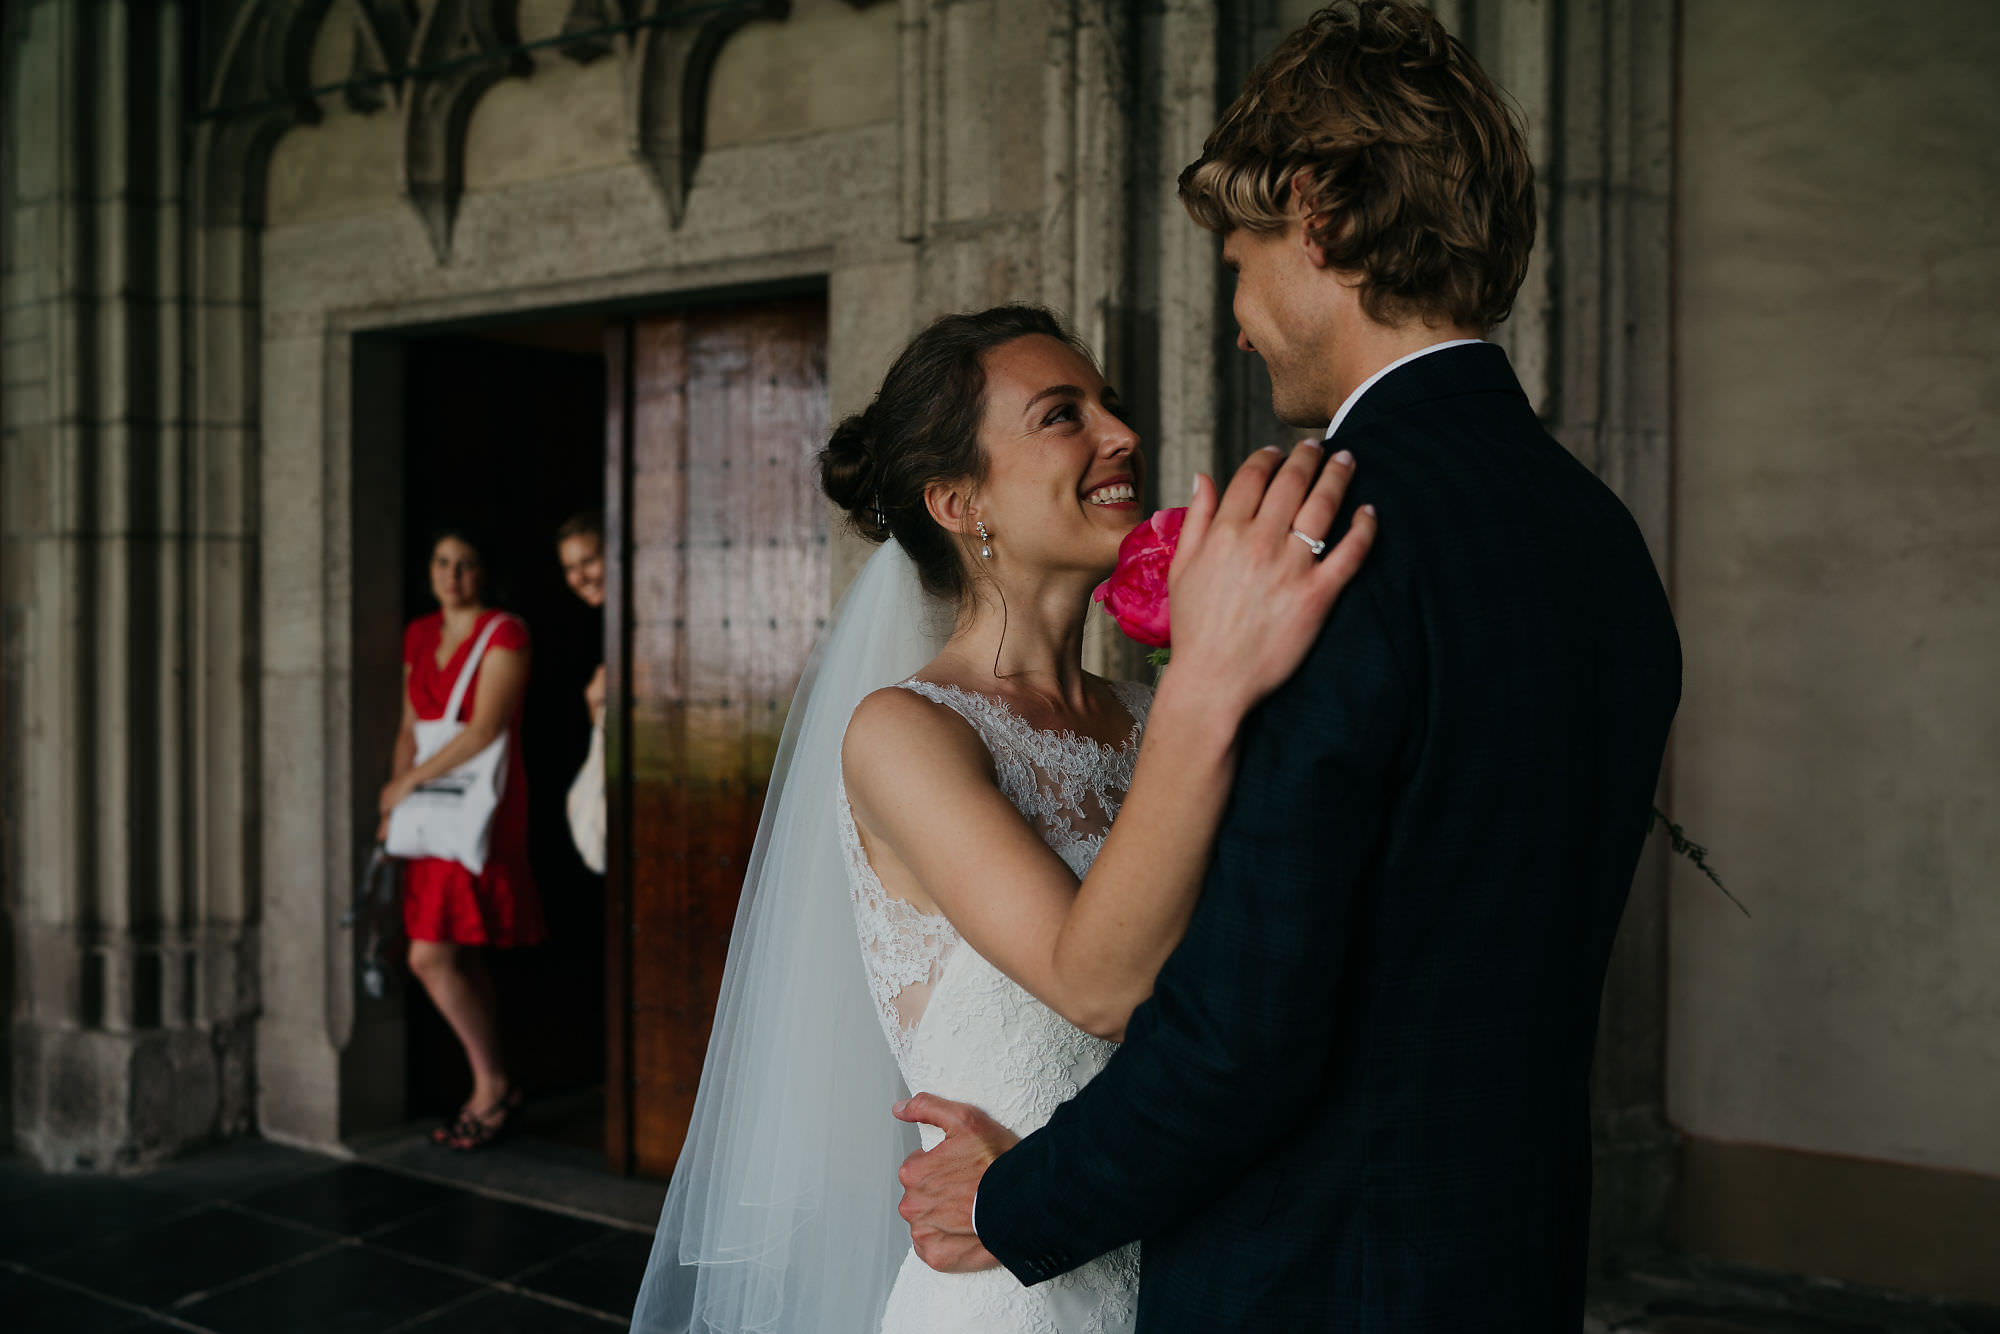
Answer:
[
  {"left": 446, "top": 1086, "right": 525, "bottom": 1152},
  {"left": 430, "top": 1103, "right": 479, "bottom": 1146}
]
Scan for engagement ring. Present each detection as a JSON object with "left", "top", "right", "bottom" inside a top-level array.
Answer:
[{"left": 1291, "top": 529, "right": 1327, "bottom": 557}]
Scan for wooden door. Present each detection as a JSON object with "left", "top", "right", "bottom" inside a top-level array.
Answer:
[{"left": 604, "top": 297, "right": 830, "bottom": 1175}]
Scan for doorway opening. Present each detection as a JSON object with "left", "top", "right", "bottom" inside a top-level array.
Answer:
[
  {"left": 397, "top": 317, "right": 610, "bottom": 1156},
  {"left": 362, "top": 287, "right": 831, "bottom": 1184}
]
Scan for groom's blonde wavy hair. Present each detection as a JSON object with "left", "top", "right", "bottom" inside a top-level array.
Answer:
[{"left": 1180, "top": 0, "right": 1535, "bottom": 332}]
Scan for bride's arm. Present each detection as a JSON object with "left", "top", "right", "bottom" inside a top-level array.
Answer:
[
  {"left": 844, "top": 443, "right": 1374, "bottom": 1040},
  {"left": 844, "top": 674, "right": 1242, "bottom": 1041}
]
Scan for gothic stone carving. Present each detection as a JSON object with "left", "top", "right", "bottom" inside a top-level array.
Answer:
[
  {"left": 203, "top": 0, "right": 802, "bottom": 256},
  {"left": 622, "top": 0, "right": 791, "bottom": 228},
  {"left": 197, "top": 0, "right": 331, "bottom": 229},
  {"left": 402, "top": 0, "right": 532, "bottom": 262},
  {"left": 345, "top": 0, "right": 418, "bottom": 114},
  {"left": 558, "top": 0, "right": 617, "bottom": 65}
]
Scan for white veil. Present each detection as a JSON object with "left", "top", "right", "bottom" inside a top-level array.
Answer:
[{"left": 631, "top": 538, "right": 951, "bottom": 1334}]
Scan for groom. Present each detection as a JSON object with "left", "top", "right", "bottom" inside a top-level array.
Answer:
[{"left": 895, "top": 2, "right": 1681, "bottom": 1329}]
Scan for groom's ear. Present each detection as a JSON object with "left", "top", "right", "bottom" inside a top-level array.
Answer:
[{"left": 1291, "top": 170, "right": 1333, "bottom": 270}]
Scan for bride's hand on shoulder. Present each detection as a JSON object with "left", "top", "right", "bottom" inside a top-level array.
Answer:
[{"left": 1165, "top": 440, "right": 1376, "bottom": 718}]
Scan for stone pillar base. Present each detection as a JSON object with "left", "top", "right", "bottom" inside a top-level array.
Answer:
[
  {"left": 10, "top": 1020, "right": 255, "bottom": 1171},
  {"left": 1590, "top": 1105, "right": 1679, "bottom": 1269}
]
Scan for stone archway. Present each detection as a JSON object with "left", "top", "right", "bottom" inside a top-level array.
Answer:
[
  {"left": 0, "top": 0, "right": 884, "bottom": 1167},
  {"left": 207, "top": 0, "right": 870, "bottom": 1150}
]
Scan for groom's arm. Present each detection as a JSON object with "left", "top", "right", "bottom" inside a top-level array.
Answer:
[{"left": 972, "top": 572, "right": 1411, "bottom": 1282}]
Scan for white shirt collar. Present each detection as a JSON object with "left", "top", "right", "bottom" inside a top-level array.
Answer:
[{"left": 1322, "top": 338, "right": 1484, "bottom": 441}]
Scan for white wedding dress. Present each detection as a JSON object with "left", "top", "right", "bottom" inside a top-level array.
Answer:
[{"left": 838, "top": 679, "right": 1152, "bottom": 1334}]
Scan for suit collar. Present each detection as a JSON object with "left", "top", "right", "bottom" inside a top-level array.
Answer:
[{"left": 1329, "top": 341, "right": 1524, "bottom": 442}]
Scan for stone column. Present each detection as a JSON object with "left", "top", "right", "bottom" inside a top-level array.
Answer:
[
  {"left": 2, "top": 0, "right": 258, "bottom": 1170},
  {"left": 893, "top": 0, "right": 1145, "bottom": 675},
  {"left": 1140, "top": 0, "right": 1222, "bottom": 512},
  {"left": 1539, "top": 0, "right": 1680, "bottom": 1269}
]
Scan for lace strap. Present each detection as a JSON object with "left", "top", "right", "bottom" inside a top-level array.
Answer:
[
  {"left": 1104, "top": 678, "right": 1154, "bottom": 729},
  {"left": 897, "top": 678, "right": 1152, "bottom": 754},
  {"left": 894, "top": 679, "right": 1015, "bottom": 754}
]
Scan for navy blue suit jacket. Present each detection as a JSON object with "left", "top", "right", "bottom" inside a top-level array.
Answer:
[{"left": 975, "top": 343, "right": 1682, "bottom": 1331}]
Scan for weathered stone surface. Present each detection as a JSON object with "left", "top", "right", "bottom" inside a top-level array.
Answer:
[
  {"left": 1670, "top": 0, "right": 2000, "bottom": 1184},
  {"left": 3, "top": 0, "right": 260, "bottom": 1169},
  {"left": 1588, "top": 1255, "right": 2000, "bottom": 1334},
  {"left": 12, "top": 971, "right": 255, "bottom": 1170}
]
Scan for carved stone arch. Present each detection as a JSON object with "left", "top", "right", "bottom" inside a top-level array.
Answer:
[
  {"left": 624, "top": 0, "right": 789, "bottom": 227},
  {"left": 345, "top": 0, "right": 419, "bottom": 113},
  {"left": 194, "top": 0, "right": 334, "bottom": 230},
  {"left": 401, "top": 0, "right": 532, "bottom": 262},
  {"left": 557, "top": 0, "right": 618, "bottom": 65}
]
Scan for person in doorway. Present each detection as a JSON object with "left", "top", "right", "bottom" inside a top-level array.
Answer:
[
  {"left": 555, "top": 512, "right": 607, "bottom": 873},
  {"left": 380, "top": 527, "right": 544, "bottom": 1151}
]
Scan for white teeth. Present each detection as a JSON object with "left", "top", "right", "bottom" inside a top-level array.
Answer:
[{"left": 1085, "top": 483, "right": 1135, "bottom": 505}]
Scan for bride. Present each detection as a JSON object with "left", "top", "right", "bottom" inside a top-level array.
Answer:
[{"left": 630, "top": 305, "right": 1374, "bottom": 1333}]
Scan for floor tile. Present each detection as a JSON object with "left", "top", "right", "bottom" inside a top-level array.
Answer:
[
  {"left": 43, "top": 1202, "right": 336, "bottom": 1310},
  {"left": 367, "top": 1191, "right": 615, "bottom": 1281},
  {"left": 1590, "top": 1256, "right": 1999, "bottom": 1334},
  {"left": 397, "top": 1288, "right": 625, "bottom": 1332},
  {"left": 356, "top": 1132, "right": 666, "bottom": 1229},
  {"left": 0, "top": 1155, "right": 56, "bottom": 1208},
  {"left": 0, "top": 1267, "right": 155, "bottom": 1333},
  {"left": 135, "top": 1139, "right": 334, "bottom": 1203},
  {"left": 514, "top": 1230, "right": 653, "bottom": 1318},
  {"left": 175, "top": 1245, "right": 482, "bottom": 1334},
  {"left": 0, "top": 1176, "right": 198, "bottom": 1263},
  {"left": 237, "top": 1163, "right": 461, "bottom": 1237}
]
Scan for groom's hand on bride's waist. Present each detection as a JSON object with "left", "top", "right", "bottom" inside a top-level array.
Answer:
[{"left": 894, "top": 1093, "right": 1017, "bottom": 1273}]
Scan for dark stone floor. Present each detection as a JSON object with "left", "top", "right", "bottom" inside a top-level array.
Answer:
[
  {"left": 4, "top": 1137, "right": 1995, "bottom": 1332},
  {"left": 0, "top": 1140, "right": 650, "bottom": 1332},
  {"left": 1590, "top": 1259, "right": 2000, "bottom": 1334}
]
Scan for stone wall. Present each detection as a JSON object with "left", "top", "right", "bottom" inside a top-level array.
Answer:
[
  {"left": 2, "top": 0, "right": 259, "bottom": 1170},
  {"left": 1668, "top": 0, "right": 2000, "bottom": 1299},
  {"left": 251, "top": 2, "right": 920, "bottom": 1146}
]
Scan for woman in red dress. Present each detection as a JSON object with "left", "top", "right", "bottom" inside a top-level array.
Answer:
[{"left": 378, "top": 529, "right": 543, "bottom": 1150}]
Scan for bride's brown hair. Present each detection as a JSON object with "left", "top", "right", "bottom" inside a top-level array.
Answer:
[{"left": 821, "top": 305, "right": 1092, "bottom": 604}]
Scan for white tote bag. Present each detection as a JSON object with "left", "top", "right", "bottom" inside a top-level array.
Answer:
[
  {"left": 566, "top": 714, "right": 607, "bottom": 874},
  {"left": 385, "top": 615, "right": 512, "bottom": 874}
]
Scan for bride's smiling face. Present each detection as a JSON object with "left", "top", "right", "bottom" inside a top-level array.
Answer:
[{"left": 958, "top": 334, "right": 1144, "bottom": 580}]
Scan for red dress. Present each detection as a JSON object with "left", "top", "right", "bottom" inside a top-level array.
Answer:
[{"left": 401, "top": 610, "right": 544, "bottom": 946}]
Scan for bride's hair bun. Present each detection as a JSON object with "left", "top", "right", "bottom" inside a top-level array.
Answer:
[
  {"left": 820, "top": 410, "right": 889, "bottom": 543},
  {"left": 815, "top": 305, "right": 1090, "bottom": 602}
]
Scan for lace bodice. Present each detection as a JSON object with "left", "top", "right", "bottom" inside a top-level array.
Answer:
[
  {"left": 836, "top": 677, "right": 1153, "bottom": 1334},
  {"left": 838, "top": 679, "right": 1152, "bottom": 1066}
]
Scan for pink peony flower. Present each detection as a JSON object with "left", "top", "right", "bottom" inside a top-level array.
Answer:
[{"left": 1092, "top": 507, "right": 1184, "bottom": 649}]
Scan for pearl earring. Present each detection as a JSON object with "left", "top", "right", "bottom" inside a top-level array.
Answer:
[{"left": 975, "top": 519, "right": 992, "bottom": 560}]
